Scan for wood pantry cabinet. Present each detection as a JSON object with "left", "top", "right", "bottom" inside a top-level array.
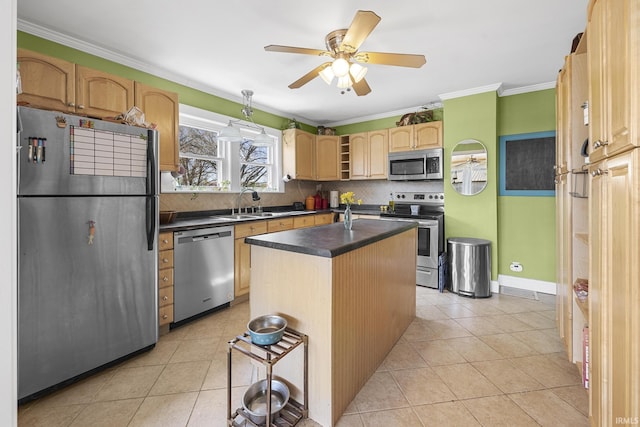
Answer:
[
  {"left": 158, "top": 232, "right": 175, "bottom": 329},
  {"left": 17, "top": 49, "right": 180, "bottom": 171},
  {"left": 349, "top": 129, "right": 388, "bottom": 180},
  {"left": 556, "top": 1, "right": 640, "bottom": 424},
  {"left": 388, "top": 121, "right": 443, "bottom": 153}
]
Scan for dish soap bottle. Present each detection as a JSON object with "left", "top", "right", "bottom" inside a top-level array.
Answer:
[{"left": 389, "top": 192, "right": 395, "bottom": 213}]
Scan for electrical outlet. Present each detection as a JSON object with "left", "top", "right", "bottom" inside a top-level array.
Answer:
[{"left": 510, "top": 262, "right": 523, "bottom": 273}]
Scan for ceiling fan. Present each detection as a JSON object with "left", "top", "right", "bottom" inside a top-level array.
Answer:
[{"left": 264, "top": 10, "right": 426, "bottom": 96}]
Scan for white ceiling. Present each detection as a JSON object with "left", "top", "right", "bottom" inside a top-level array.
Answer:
[{"left": 17, "top": 0, "right": 588, "bottom": 126}]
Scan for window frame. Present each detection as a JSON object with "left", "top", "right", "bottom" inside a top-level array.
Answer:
[{"left": 176, "top": 104, "right": 282, "bottom": 193}]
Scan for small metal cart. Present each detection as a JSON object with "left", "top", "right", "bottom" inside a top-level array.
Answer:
[{"left": 227, "top": 328, "right": 308, "bottom": 427}]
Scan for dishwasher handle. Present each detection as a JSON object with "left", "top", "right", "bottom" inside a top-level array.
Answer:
[{"left": 177, "top": 230, "right": 232, "bottom": 244}]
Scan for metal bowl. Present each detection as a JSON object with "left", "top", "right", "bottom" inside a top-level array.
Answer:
[
  {"left": 247, "top": 314, "right": 287, "bottom": 346},
  {"left": 242, "top": 379, "right": 290, "bottom": 424}
]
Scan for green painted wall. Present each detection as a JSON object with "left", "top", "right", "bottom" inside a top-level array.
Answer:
[
  {"left": 443, "top": 92, "right": 499, "bottom": 280},
  {"left": 17, "top": 32, "right": 317, "bottom": 134},
  {"left": 335, "top": 109, "right": 443, "bottom": 135},
  {"left": 497, "top": 89, "right": 557, "bottom": 282}
]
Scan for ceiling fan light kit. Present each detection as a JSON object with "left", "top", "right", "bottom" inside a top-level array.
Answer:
[
  {"left": 217, "top": 89, "right": 273, "bottom": 146},
  {"left": 264, "top": 10, "right": 426, "bottom": 96}
]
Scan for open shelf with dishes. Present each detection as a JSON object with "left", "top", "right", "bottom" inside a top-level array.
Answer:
[{"left": 227, "top": 327, "right": 308, "bottom": 427}]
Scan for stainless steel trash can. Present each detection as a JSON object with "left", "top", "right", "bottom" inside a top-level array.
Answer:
[{"left": 448, "top": 237, "right": 492, "bottom": 298}]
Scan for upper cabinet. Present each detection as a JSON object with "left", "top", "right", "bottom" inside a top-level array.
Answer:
[
  {"left": 587, "top": 0, "right": 638, "bottom": 162},
  {"left": 17, "top": 49, "right": 181, "bottom": 172},
  {"left": 134, "top": 82, "right": 180, "bottom": 172},
  {"left": 315, "top": 135, "right": 341, "bottom": 181},
  {"left": 349, "top": 129, "right": 388, "bottom": 180},
  {"left": 389, "top": 121, "right": 443, "bottom": 152},
  {"left": 75, "top": 66, "right": 134, "bottom": 118},
  {"left": 17, "top": 49, "right": 76, "bottom": 113},
  {"left": 283, "top": 129, "right": 315, "bottom": 180}
]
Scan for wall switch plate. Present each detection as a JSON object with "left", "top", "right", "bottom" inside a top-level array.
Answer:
[{"left": 510, "top": 262, "right": 523, "bottom": 273}]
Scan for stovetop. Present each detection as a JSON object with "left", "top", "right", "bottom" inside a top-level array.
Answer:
[{"left": 380, "top": 192, "right": 444, "bottom": 219}]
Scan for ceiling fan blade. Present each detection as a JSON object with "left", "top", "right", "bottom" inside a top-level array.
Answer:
[
  {"left": 340, "top": 10, "right": 381, "bottom": 53},
  {"left": 265, "top": 44, "right": 329, "bottom": 57},
  {"left": 288, "top": 62, "right": 332, "bottom": 89},
  {"left": 351, "top": 77, "right": 371, "bottom": 96},
  {"left": 355, "top": 51, "right": 426, "bottom": 68}
]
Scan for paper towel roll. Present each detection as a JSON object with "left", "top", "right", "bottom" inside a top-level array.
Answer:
[{"left": 330, "top": 191, "right": 339, "bottom": 208}]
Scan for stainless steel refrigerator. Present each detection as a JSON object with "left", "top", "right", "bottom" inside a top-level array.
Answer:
[{"left": 17, "top": 106, "right": 158, "bottom": 402}]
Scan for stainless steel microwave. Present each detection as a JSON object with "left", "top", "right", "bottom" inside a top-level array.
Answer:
[{"left": 388, "top": 148, "right": 444, "bottom": 181}]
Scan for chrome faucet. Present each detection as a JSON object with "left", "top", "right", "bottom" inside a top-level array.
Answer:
[{"left": 236, "top": 188, "right": 260, "bottom": 214}]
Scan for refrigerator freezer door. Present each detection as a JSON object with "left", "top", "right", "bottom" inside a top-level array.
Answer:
[
  {"left": 17, "top": 106, "right": 152, "bottom": 196},
  {"left": 18, "top": 196, "right": 157, "bottom": 400}
]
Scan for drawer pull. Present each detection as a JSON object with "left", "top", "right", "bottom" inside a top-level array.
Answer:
[
  {"left": 162, "top": 239, "right": 169, "bottom": 244},
  {"left": 593, "top": 140, "right": 608, "bottom": 149},
  {"left": 162, "top": 314, "right": 168, "bottom": 319},
  {"left": 162, "top": 276, "right": 169, "bottom": 282},
  {"left": 162, "top": 258, "right": 169, "bottom": 263},
  {"left": 162, "top": 295, "right": 169, "bottom": 301},
  {"left": 591, "top": 168, "right": 609, "bottom": 177}
]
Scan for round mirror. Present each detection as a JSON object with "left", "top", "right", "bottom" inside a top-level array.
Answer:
[{"left": 451, "top": 139, "right": 488, "bottom": 195}]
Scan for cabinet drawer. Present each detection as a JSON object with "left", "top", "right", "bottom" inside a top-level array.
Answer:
[
  {"left": 158, "top": 267, "right": 174, "bottom": 288},
  {"left": 159, "top": 304, "right": 174, "bottom": 326},
  {"left": 159, "top": 232, "right": 174, "bottom": 250},
  {"left": 267, "top": 217, "right": 294, "bottom": 233},
  {"left": 293, "top": 215, "right": 315, "bottom": 229},
  {"left": 314, "top": 213, "right": 334, "bottom": 225},
  {"left": 159, "top": 286, "right": 174, "bottom": 307},
  {"left": 235, "top": 221, "right": 268, "bottom": 239},
  {"left": 159, "top": 249, "right": 174, "bottom": 269}
]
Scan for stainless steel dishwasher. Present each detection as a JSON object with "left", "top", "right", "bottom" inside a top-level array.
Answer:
[{"left": 173, "top": 225, "right": 234, "bottom": 323}]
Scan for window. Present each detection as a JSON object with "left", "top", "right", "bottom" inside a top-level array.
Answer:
[{"left": 172, "top": 105, "right": 282, "bottom": 193}]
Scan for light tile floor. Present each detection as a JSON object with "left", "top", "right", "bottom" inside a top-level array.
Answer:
[{"left": 18, "top": 287, "right": 589, "bottom": 426}]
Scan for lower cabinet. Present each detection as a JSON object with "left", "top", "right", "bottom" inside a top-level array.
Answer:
[
  {"left": 158, "top": 232, "right": 174, "bottom": 329},
  {"left": 234, "top": 221, "right": 268, "bottom": 298}
]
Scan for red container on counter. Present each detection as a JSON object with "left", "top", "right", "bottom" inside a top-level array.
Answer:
[
  {"left": 314, "top": 193, "right": 322, "bottom": 210},
  {"left": 321, "top": 198, "right": 328, "bottom": 209}
]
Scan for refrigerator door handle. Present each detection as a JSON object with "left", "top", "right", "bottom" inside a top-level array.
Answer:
[{"left": 146, "top": 130, "right": 157, "bottom": 251}]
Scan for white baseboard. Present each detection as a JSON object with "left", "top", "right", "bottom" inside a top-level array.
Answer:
[{"left": 498, "top": 274, "right": 556, "bottom": 296}]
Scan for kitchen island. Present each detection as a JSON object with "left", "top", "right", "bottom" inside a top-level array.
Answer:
[{"left": 246, "top": 219, "right": 417, "bottom": 427}]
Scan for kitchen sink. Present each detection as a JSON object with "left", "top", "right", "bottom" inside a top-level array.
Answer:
[{"left": 216, "top": 214, "right": 257, "bottom": 220}]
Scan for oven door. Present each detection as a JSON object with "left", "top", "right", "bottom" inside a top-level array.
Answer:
[{"left": 417, "top": 220, "right": 438, "bottom": 269}]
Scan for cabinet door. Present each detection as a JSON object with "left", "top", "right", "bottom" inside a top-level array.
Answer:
[
  {"left": 283, "top": 129, "right": 315, "bottom": 180},
  {"left": 17, "top": 49, "right": 75, "bottom": 112},
  {"left": 555, "top": 173, "right": 568, "bottom": 341},
  {"left": 316, "top": 135, "right": 340, "bottom": 181},
  {"left": 368, "top": 129, "right": 388, "bottom": 179},
  {"left": 388, "top": 126, "right": 413, "bottom": 152},
  {"left": 234, "top": 238, "right": 251, "bottom": 297},
  {"left": 349, "top": 132, "right": 368, "bottom": 179},
  {"left": 605, "top": 0, "right": 637, "bottom": 156},
  {"left": 76, "top": 66, "right": 134, "bottom": 118},
  {"left": 587, "top": 0, "right": 607, "bottom": 163},
  {"left": 135, "top": 82, "right": 179, "bottom": 172},
  {"left": 414, "top": 121, "right": 443, "bottom": 149}
]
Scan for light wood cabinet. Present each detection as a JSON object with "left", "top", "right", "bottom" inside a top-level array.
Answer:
[
  {"left": 315, "top": 135, "right": 341, "bottom": 181},
  {"left": 388, "top": 121, "right": 443, "bottom": 152},
  {"left": 349, "top": 129, "right": 388, "bottom": 180},
  {"left": 588, "top": 149, "right": 640, "bottom": 425},
  {"left": 75, "top": 66, "right": 134, "bottom": 118},
  {"left": 283, "top": 129, "right": 315, "bottom": 180},
  {"left": 17, "top": 49, "right": 76, "bottom": 112},
  {"left": 135, "top": 82, "right": 180, "bottom": 172},
  {"left": 314, "top": 212, "right": 335, "bottom": 225},
  {"left": 158, "top": 232, "right": 174, "bottom": 328},
  {"left": 234, "top": 221, "right": 268, "bottom": 298},
  {"left": 17, "top": 49, "right": 181, "bottom": 172},
  {"left": 588, "top": 0, "right": 638, "bottom": 163}
]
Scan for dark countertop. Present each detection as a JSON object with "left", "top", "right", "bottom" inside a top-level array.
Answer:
[
  {"left": 245, "top": 219, "right": 417, "bottom": 258},
  {"left": 159, "top": 209, "right": 335, "bottom": 232}
]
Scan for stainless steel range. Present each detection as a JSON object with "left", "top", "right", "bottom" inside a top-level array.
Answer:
[{"left": 380, "top": 192, "right": 444, "bottom": 289}]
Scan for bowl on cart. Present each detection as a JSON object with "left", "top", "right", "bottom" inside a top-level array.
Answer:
[
  {"left": 242, "top": 379, "right": 290, "bottom": 424},
  {"left": 247, "top": 314, "right": 287, "bottom": 345}
]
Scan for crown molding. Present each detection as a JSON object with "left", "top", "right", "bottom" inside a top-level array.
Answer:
[
  {"left": 325, "top": 102, "right": 442, "bottom": 128},
  {"left": 499, "top": 81, "right": 556, "bottom": 96},
  {"left": 438, "top": 83, "right": 503, "bottom": 101}
]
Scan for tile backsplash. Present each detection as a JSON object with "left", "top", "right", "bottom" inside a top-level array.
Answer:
[{"left": 159, "top": 176, "right": 444, "bottom": 213}]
